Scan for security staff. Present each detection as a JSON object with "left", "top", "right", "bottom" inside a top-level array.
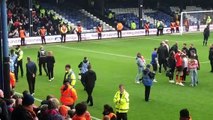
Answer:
[
  {"left": 39, "top": 26, "right": 47, "bottom": 44},
  {"left": 84, "top": 65, "right": 96, "bottom": 106},
  {"left": 130, "top": 21, "right": 136, "bottom": 30},
  {"left": 63, "top": 64, "right": 76, "bottom": 86},
  {"left": 15, "top": 45, "right": 24, "bottom": 78},
  {"left": 96, "top": 24, "right": 103, "bottom": 40},
  {"left": 176, "top": 20, "right": 180, "bottom": 33},
  {"left": 206, "top": 16, "right": 212, "bottom": 25},
  {"left": 37, "top": 46, "right": 48, "bottom": 76},
  {"left": 113, "top": 84, "right": 129, "bottom": 120},
  {"left": 76, "top": 24, "right": 83, "bottom": 42},
  {"left": 60, "top": 24, "right": 68, "bottom": 43},
  {"left": 170, "top": 21, "right": 175, "bottom": 33},
  {"left": 26, "top": 57, "right": 37, "bottom": 95},
  {"left": 116, "top": 22, "right": 123, "bottom": 38},
  {"left": 209, "top": 44, "right": 213, "bottom": 72},
  {"left": 78, "top": 57, "right": 90, "bottom": 89},
  {"left": 203, "top": 25, "right": 210, "bottom": 46},
  {"left": 10, "top": 49, "right": 18, "bottom": 81},
  {"left": 144, "top": 22, "right": 150, "bottom": 36},
  {"left": 19, "top": 27, "right": 26, "bottom": 46}
]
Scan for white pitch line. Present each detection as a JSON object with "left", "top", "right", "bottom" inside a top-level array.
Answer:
[
  {"left": 15, "top": 92, "right": 101, "bottom": 120},
  {"left": 55, "top": 45, "right": 210, "bottom": 64},
  {"left": 55, "top": 45, "right": 135, "bottom": 59}
]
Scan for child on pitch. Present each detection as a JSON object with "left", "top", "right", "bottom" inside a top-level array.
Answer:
[
  {"left": 188, "top": 55, "right": 199, "bottom": 87},
  {"left": 135, "top": 52, "right": 146, "bottom": 84}
]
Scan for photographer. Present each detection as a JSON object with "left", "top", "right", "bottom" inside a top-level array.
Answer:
[{"left": 141, "top": 64, "right": 155, "bottom": 102}]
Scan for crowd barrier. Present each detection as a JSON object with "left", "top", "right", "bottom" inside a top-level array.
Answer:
[{"left": 8, "top": 24, "right": 212, "bottom": 46}]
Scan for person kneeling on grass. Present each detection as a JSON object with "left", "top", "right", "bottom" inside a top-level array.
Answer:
[{"left": 141, "top": 64, "right": 155, "bottom": 102}]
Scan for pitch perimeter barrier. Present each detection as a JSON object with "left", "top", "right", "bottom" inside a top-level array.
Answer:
[{"left": 8, "top": 25, "right": 212, "bottom": 46}]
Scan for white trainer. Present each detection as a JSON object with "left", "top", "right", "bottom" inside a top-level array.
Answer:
[
  {"left": 153, "top": 79, "right": 157, "bottom": 83},
  {"left": 179, "top": 82, "right": 184, "bottom": 86}
]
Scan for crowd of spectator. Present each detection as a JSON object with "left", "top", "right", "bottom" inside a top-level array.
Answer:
[
  {"left": 0, "top": 89, "right": 93, "bottom": 120},
  {"left": 7, "top": 0, "right": 72, "bottom": 38}
]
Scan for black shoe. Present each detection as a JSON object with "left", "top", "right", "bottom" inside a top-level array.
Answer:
[
  {"left": 88, "top": 104, "right": 93, "bottom": 106},
  {"left": 210, "top": 71, "right": 213, "bottom": 73}
]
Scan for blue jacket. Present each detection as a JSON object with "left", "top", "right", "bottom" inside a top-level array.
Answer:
[{"left": 142, "top": 69, "right": 153, "bottom": 86}]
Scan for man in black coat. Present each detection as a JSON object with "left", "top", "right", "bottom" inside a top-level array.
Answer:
[
  {"left": 203, "top": 25, "right": 210, "bottom": 46},
  {"left": 84, "top": 65, "right": 96, "bottom": 106},
  {"left": 26, "top": 57, "right": 37, "bottom": 95},
  {"left": 37, "top": 46, "right": 48, "bottom": 76},
  {"left": 209, "top": 44, "right": 213, "bottom": 72},
  {"left": 157, "top": 42, "right": 169, "bottom": 73}
]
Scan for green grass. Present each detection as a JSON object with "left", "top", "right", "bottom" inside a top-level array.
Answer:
[{"left": 15, "top": 33, "right": 213, "bottom": 119}]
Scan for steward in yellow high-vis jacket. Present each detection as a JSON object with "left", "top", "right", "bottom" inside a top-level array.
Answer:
[{"left": 113, "top": 84, "right": 129, "bottom": 120}]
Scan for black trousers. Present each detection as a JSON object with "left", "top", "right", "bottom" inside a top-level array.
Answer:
[
  {"left": 117, "top": 30, "right": 122, "bottom": 38},
  {"left": 157, "top": 29, "right": 160, "bottom": 36},
  {"left": 98, "top": 33, "right": 102, "bottom": 39},
  {"left": 47, "top": 66, "right": 54, "bottom": 79},
  {"left": 27, "top": 74, "right": 35, "bottom": 94},
  {"left": 86, "top": 87, "right": 94, "bottom": 105},
  {"left": 116, "top": 112, "right": 127, "bottom": 120},
  {"left": 182, "top": 67, "right": 187, "bottom": 81},
  {"left": 17, "top": 60, "right": 23, "bottom": 77},
  {"left": 203, "top": 36, "right": 209, "bottom": 46},
  {"left": 145, "top": 86, "right": 151, "bottom": 101},
  {"left": 145, "top": 30, "right": 149, "bottom": 36},
  {"left": 159, "top": 59, "right": 167, "bottom": 73},
  {"left": 152, "top": 63, "right": 157, "bottom": 72},
  {"left": 41, "top": 36, "right": 46, "bottom": 44},
  {"left": 39, "top": 62, "right": 48, "bottom": 76},
  {"left": 81, "top": 73, "right": 86, "bottom": 89},
  {"left": 61, "top": 33, "right": 66, "bottom": 43},
  {"left": 21, "top": 38, "right": 25, "bottom": 46},
  {"left": 169, "top": 67, "right": 175, "bottom": 80},
  {"left": 77, "top": 32, "right": 82, "bottom": 42},
  {"left": 210, "top": 60, "right": 213, "bottom": 72}
]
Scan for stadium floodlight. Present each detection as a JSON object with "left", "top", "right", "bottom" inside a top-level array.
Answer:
[{"left": 180, "top": 10, "right": 213, "bottom": 35}]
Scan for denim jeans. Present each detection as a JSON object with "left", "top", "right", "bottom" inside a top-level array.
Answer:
[
  {"left": 136, "top": 67, "right": 143, "bottom": 82},
  {"left": 190, "top": 69, "right": 198, "bottom": 86}
]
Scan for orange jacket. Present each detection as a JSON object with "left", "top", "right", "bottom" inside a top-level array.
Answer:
[
  {"left": 10, "top": 72, "right": 16, "bottom": 89},
  {"left": 60, "top": 84, "right": 77, "bottom": 106},
  {"left": 19, "top": 29, "right": 25, "bottom": 38},
  {"left": 170, "top": 22, "right": 175, "bottom": 29},
  {"left": 61, "top": 25, "right": 68, "bottom": 34},
  {"left": 103, "top": 113, "right": 116, "bottom": 120},
  {"left": 40, "top": 28, "right": 46, "bottom": 36},
  {"left": 117, "top": 23, "right": 123, "bottom": 31},
  {"left": 76, "top": 26, "right": 82, "bottom": 33},
  {"left": 97, "top": 26, "right": 103, "bottom": 33},
  {"left": 72, "top": 111, "right": 91, "bottom": 120},
  {"left": 176, "top": 21, "right": 180, "bottom": 27},
  {"left": 144, "top": 23, "right": 149, "bottom": 30}
]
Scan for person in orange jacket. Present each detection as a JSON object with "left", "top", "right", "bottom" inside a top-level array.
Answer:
[
  {"left": 96, "top": 24, "right": 103, "bottom": 40},
  {"left": 60, "top": 81, "right": 77, "bottom": 109},
  {"left": 60, "top": 24, "right": 68, "bottom": 43},
  {"left": 116, "top": 22, "right": 123, "bottom": 38},
  {"left": 19, "top": 26, "right": 26, "bottom": 46},
  {"left": 102, "top": 104, "right": 117, "bottom": 120},
  {"left": 176, "top": 20, "right": 180, "bottom": 33},
  {"left": 39, "top": 26, "right": 47, "bottom": 44},
  {"left": 76, "top": 24, "right": 83, "bottom": 42},
  {"left": 144, "top": 22, "right": 150, "bottom": 36},
  {"left": 72, "top": 102, "right": 91, "bottom": 120},
  {"left": 170, "top": 21, "right": 175, "bottom": 33},
  {"left": 10, "top": 72, "right": 16, "bottom": 89}
]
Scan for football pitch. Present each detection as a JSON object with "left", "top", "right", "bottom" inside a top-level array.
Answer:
[{"left": 15, "top": 33, "right": 213, "bottom": 119}]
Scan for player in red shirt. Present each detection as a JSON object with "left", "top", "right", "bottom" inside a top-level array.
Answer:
[{"left": 175, "top": 50, "right": 184, "bottom": 86}]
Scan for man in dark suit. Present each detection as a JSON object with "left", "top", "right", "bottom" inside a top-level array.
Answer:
[
  {"left": 26, "top": 57, "right": 37, "bottom": 96},
  {"left": 84, "top": 65, "right": 96, "bottom": 106}
]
